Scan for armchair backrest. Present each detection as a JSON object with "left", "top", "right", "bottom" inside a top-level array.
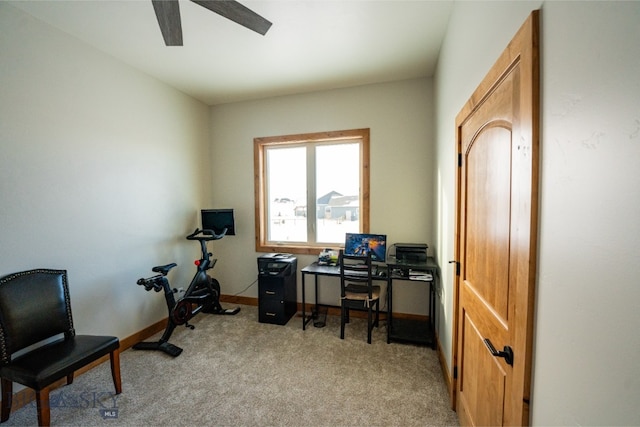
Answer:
[{"left": 0, "top": 269, "right": 75, "bottom": 364}]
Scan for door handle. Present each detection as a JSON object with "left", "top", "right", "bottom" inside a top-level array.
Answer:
[
  {"left": 483, "top": 338, "right": 514, "bottom": 366},
  {"left": 448, "top": 260, "right": 460, "bottom": 275}
]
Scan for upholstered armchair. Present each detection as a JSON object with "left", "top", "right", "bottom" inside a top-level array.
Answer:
[{"left": 0, "top": 269, "right": 121, "bottom": 426}]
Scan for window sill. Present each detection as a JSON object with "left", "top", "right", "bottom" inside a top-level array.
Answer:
[{"left": 256, "top": 243, "right": 341, "bottom": 256}]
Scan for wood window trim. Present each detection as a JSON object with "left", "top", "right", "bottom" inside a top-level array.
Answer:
[{"left": 254, "top": 128, "right": 370, "bottom": 255}]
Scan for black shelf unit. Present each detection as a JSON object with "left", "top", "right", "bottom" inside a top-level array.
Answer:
[{"left": 386, "top": 256, "right": 438, "bottom": 348}]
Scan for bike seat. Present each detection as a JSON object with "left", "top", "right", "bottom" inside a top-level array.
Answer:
[{"left": 152, "top": 263, "right": 177, "bottom": 276}]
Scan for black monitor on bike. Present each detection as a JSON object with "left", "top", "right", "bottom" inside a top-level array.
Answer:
[{"left": 201, "top": 209, "right": 235, "bottom": 236}]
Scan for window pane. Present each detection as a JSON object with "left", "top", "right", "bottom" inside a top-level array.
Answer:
[
  {"left": 255, "top": 129, "right": 369, "bottom": 254},
  {"left": 266, "top": 146, "right": 307, "bottom": 242},
  {"left": 315, "top": 143, "right": 360, "bottom": 243}
]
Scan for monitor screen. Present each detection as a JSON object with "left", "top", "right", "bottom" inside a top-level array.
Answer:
[
  {"left": 344, "top": 233, "right": 387, "bottom": 262},
  {"left": 201, "top": 209, "right": 235, "bottom": 236}
]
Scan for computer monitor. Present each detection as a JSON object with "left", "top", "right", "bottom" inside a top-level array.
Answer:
[
  {"left": 201, "top": 209, "right": 235, "bottom": 236},
  {"left": 344, "top": 233, "right": 387, "bottom": 262}
]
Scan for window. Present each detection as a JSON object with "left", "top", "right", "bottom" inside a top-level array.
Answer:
[{"left": 254, "top": 129, "right": 370, "bottom": 255}]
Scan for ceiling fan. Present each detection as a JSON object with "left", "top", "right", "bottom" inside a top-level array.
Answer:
[{"left": 152, "top": 0, "right": 272, "bottom": 46}]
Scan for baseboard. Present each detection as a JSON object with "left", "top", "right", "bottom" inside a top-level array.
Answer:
[
  {"left": 220, "top": 294, "right": 257, "bottom": 306},
  {"left": 295, "top": 303, "right": 430, "bottom": 324},
  {"left": 221, "top": 294, "right": 430, "bottom": 322},
  {"left": 223, "top": 295, "right": 389, "bottom": 321},
  {"left": 435, "top": 331, "right": 455, "bottom": 411}
]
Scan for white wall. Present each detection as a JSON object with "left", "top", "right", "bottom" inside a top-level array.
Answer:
[
  {"left": 434, "top": 1, "right": 640, "bottom": 424},
  {"left": 0, "top": 4, "right": 210, "bottom": 339},
  {"left": 209, "top": 79, "right": 435, "bottom": 315}
]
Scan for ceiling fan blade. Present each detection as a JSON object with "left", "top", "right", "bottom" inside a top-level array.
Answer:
[
  {"left": 190, "top": 0, "right": 272, "bottom": 36},
  {"left": 152, "top": 0, "right": 183, "bottom": 46}
]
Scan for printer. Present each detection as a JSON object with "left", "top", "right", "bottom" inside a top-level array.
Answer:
[
  {"left": 257, "top": 253, "right": 296, "bottom": 276},
  {"left": 395, "top": 243, "right": 428, "bottom": 263}
]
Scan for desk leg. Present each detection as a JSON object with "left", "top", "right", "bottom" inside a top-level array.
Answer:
[
  {"left": 302, "top": 273, "right": 306, "bottom": 330},
  {"left": 387, "top": 276, "right": 392, "bottom": 344},
  {"left": 302, "top": 272, "right": 318, "bottom": 330},
  {"left": 314, "top": 276, "right": 319, "bottom": 319}
]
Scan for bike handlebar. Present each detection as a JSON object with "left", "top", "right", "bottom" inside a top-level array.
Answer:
[
  {"left": 137, "top": 275, "right": 164, "bottom": 292},
  {"left": 186, "top": 228, "right": 227, "bottom": 241}
]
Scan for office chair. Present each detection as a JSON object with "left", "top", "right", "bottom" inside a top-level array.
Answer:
[
  {"left": 0, "top": 269, "right": 122, "bottom": 426},
  {"left": 339, "top": 250, "right": 380, "bottom": 344}
]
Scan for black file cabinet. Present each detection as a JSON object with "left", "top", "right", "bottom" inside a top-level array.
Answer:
[{"left": 257, "top": 254, "right": 297, "bottom": 325}]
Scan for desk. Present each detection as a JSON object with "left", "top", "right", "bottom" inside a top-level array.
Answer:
[{"left": 300, "top": 259, "right": 438, "bottom": 348}]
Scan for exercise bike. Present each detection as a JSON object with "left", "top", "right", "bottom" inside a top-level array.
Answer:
[{"left": 133, "top": 228, "right": 240, "bottom": 357}]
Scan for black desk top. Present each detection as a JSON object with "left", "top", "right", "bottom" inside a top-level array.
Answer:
[
  {"left": 300, "top": 262, "right": 341, "bottom": 275},
  {"left": 301, "top": 256, "right": 439, "bottom": 279},
  {"left": 301, "top": 262, "right": 389, "bottom": 280}
]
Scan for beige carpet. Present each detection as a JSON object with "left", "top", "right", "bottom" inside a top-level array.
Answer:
[{"left": 3, "top": 305, "right": 459, "bottom": 426}]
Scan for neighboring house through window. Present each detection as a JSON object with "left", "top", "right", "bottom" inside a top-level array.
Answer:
[{"left": 254, "top": 128, "right": 370, "bottom": 254}]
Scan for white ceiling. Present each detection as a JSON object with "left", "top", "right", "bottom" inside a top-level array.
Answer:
[{"left": 9, "top": 0, "right": 453, "bottom": 106}]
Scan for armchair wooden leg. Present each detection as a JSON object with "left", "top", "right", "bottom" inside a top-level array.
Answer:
[
  {"left": 35, "top": 387, "right": 51, "bottom": 427},
  {"left": 66, "top": 373, "right": 74, "bottom": 385},
  {"left": 110, "top": 349, "right": 122, "bottom": 394},
  {"left": 1, "top": 378, "right": 12, "bottom": 422}
]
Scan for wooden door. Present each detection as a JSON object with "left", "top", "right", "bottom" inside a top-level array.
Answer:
[{"left": 452, "top": 11, "right": 539, "bottom": 426}]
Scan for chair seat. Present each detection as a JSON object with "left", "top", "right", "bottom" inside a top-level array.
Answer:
[
  {"left": 0, "top": 335, "right": 119, "bottom": 390},
  {"left": 345, "top": 285, "right": 381, "bottom": 301}
]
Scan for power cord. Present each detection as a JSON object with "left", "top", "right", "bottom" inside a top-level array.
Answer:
[{"left": 234, "top": 278, "right": 258, "bottom": 296}]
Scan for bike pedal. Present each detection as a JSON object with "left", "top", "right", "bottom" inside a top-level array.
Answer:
[{"left": 160, "top": 343, "right": 183, "bottom": 357}]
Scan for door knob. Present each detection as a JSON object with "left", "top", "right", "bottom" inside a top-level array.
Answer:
[{"left": 483, "top": 338, "right": 514, "bottom": 366}]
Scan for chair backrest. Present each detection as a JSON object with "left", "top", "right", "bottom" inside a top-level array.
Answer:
[
  {"left": 0, "top": 269, "right": 75, "bottom": 364},
  {"left": 339, "top": 250, "right": 374, "bottom": 298}
]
